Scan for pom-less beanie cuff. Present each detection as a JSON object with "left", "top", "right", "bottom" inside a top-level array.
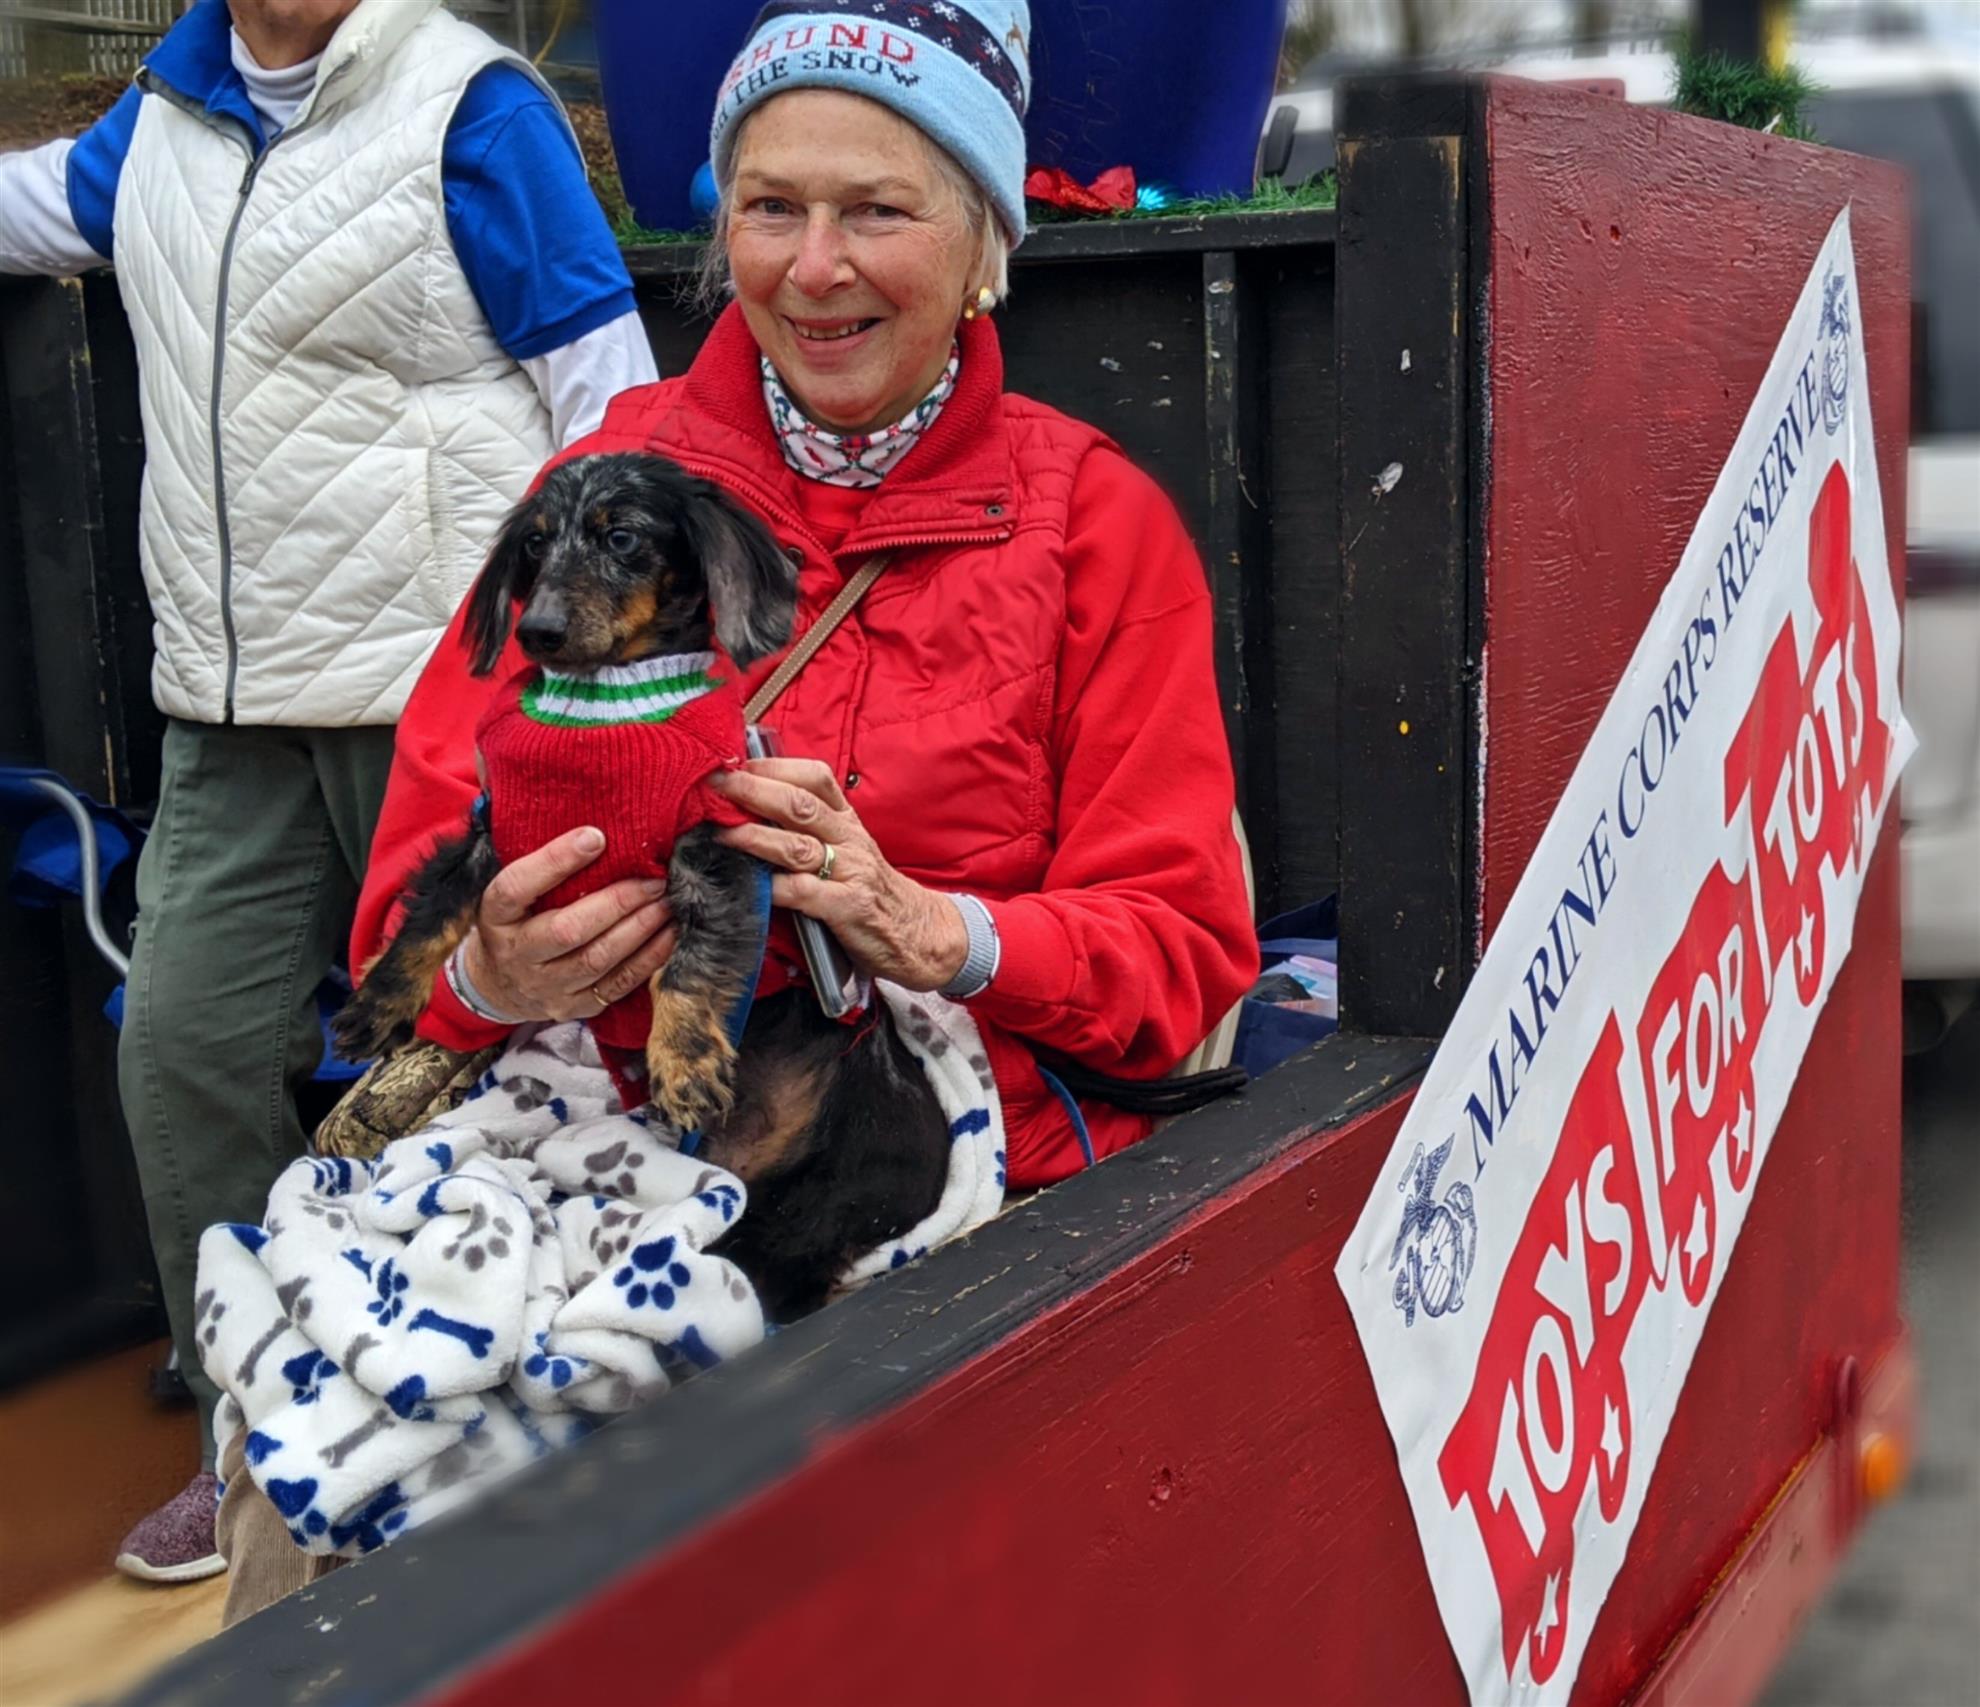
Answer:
[{"left": 710, "top": 1, "right": 1033, "bottom": 245}]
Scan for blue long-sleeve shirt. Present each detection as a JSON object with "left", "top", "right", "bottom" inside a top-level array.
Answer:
[{"left": 0, "top": 0, "right": 655, "bottom": 439}]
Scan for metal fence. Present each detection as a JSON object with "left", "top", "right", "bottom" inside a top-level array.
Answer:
[
  {"left": 0, "top": 0, "right": 175, "bottom": 79},
  {"left": 0, "top": 0, "right": 546, "bottom": 82}
]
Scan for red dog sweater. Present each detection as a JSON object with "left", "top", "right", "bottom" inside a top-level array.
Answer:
[{"left": 475, "top": 651, "right": 751, "bottom": 1050}]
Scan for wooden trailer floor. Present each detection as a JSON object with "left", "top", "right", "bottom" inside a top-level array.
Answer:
[
  {"left": 0, "top": 1574, "right": 224, "bottom": 1707},
  {"left": 0, "top": 1339, "right": 222, "bottom": 1704}
]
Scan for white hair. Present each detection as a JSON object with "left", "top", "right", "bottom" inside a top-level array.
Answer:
[{"left": 695, "top": 104, "right": 1011, "bottom": 316}]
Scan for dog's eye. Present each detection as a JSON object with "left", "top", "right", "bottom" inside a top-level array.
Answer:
[
  {"left": 605, "top": 528, "right": 640, "bottom": 558},
  {"left": 522, "top": 532, "right": 547, "bottom": 562}
]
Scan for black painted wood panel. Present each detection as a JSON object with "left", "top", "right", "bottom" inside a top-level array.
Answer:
[
  {"left": 1334, "top": 81, "right": 1487, "bottom": 1036},
  {"left": 630, "top": 221, "right": 1342, "bottom": 920}
]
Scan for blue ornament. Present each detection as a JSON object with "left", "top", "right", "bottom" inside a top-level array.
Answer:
[
  {"left": 689, "top": 161, "right": 720, "bottom": 224},
  {"left": 1135, "top": 185, "right": 1173, "bottom": 212}
]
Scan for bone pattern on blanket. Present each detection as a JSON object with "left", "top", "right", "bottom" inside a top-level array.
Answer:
[{"left": 196, "top": 988, "right": 1005, "bottom": 1558}]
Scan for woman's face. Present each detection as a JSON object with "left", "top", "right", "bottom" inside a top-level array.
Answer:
[{"left": 726, "top": 91, "right": 979, "bottom": 434}]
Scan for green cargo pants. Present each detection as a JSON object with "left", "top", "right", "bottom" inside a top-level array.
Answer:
[{"left": 118, "top": 719, "right": 397, "bottom": 1465}]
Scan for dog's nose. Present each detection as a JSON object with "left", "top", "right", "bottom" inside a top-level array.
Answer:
[{"left": 516, "top": 612, "right": 568, "bottom": 655}]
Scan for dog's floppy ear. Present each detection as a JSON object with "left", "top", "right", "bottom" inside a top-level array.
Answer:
[
  {"left": 461, "top": 494, "right": 543, "bottom": 676},
  {"left": 682, "top": 481, "right": 797, "bottom": 668}
]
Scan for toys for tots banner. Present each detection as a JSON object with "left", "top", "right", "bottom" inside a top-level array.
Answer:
[{"left": 1335, "top": 208, "right": 1913, "bottom": 1706}]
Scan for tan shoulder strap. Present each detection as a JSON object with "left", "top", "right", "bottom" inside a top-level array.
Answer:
[{"left": 744, "top": 552, "right": 893, "bottom": 725}]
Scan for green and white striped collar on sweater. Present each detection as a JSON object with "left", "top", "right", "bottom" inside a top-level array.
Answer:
[{"left": 521, "top": 651, "right": 724, "bottom": 728}]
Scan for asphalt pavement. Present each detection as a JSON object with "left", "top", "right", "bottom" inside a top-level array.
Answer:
[{"left": 1762, "top": 1005, "right": 1980, "bottom": 1707}]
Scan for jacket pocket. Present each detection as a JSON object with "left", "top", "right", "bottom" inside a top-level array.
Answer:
[{"left": 855, "top": 670, "right": 1054, "bottom": 881}]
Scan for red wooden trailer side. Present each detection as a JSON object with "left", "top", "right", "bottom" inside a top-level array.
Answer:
[
  {"left": 127, "top": 75, "right": 1911, "bottom": 1707},
  {"left": 1475, "top": 79, "right": 1911, "bottom": 1707}
]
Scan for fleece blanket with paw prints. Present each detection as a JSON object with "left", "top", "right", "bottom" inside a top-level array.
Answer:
[{"left": 196, "top": 986, "right": 1005, "bottom": 1557}]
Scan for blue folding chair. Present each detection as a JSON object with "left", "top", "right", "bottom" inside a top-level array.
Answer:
[
  {"left": 1, "top": 766, "right": 139, "bottom": 980},
  {"left": 4, "top": 764, "right": 370, "bottom": 1391},
  {"left": 1, "top": 764, "right": 366, "bottom": 1077}
]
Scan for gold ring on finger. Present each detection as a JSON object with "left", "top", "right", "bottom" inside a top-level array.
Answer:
[
  {"left": 591, "top": 982, "right": 611, "bottom": 1007},
  {"left": 815, "top": 842, "right": 838, "bottom": 882}
]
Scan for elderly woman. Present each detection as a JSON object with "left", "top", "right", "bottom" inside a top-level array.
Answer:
[{"left": 353, "top": 0, "right": 1257, "bottom": 1192}]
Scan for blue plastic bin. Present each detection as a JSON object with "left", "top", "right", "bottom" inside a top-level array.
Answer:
[
  {"left": 593, "top": 0, "right": 1290, "bottom": 234},
  {"left": 592, "top": 0, "right": 759, "bottom": 233},
  {"left": 1025, "top": 0, "right": 1288, "bottom": 200}
]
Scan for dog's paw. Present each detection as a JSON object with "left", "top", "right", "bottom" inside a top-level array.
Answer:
[
  {"left": 646, "top": 989, "right": 738, "bottom": 1132},
  {"left": 337, "top": 938, "right": 458, "bottom": 1060},
  {"left": 331, "top": 997, "right": 404, "bottom": 1063}
]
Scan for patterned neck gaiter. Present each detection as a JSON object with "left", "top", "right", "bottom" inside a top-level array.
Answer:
[{"left": 762, "top": 346, "right": 961, "bottom": 488}]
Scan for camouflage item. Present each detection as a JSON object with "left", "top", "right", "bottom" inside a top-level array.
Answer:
[{"left": 312, "top": 1040, "right": 502, "bottom": 1161}]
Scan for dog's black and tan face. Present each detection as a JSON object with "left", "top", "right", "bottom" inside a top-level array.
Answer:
[{"left": 462, "top": 453, "right": 796, "bottom": 676}]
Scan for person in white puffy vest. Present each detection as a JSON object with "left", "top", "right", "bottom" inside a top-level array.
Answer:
[{"left": 0, "top": 0, "right": 658, "bottom": 1582}]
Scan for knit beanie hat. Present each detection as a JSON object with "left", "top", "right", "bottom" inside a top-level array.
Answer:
[{"left": 710, "top": 1, "right": 1033, "bottom": 245}]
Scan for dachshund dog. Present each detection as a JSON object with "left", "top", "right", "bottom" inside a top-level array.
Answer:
[{"left": 336, "top": 453, "right": 948, "bottom": 1317}]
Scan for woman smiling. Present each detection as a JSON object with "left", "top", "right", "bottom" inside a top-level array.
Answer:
[{"left": 356, "top": 0, "right": 1260, "bottom": 1189}]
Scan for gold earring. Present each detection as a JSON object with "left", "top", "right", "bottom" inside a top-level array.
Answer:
[{"left": 962, "top": 285, "right": 995, "bottom": 320}]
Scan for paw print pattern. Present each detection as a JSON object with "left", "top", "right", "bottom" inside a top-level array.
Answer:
[
  {"left": 695, "top": 1182, "right": 742, "bottom": 1224},
  {"left": 367, "top": 1257, "right": 410, "bottom": 1325},
  {"left": 902, "top": 1001, "right": 954, "bottom": 1059},
  {"left": 615, "top": 1236, "right": 693, "bottom": 1310},
  {"left": 440, "top": 1200, "right": 515, "bottom": 1272},
  {"left": 307, "top": 1156, "right": 358, "bottom": 1195},
  {"left": 502, "top": 1075, "right": 568, "bottom": 1122},
  {"left": 522, "top": 1331, "right": 588, "bottom": 1391},
  {"left": 580, "top": 1139, "right": 645, "bottom": 1197},
  {"left": 503, "top": 1074, "right": 551, "bottom": 1109},
  {"left": 526, "top": 1199, "right": 559, "bottom": 1247},
  {"left": 281, "top": 1347, "right": 339, "bottom": 1405},
  {"left": 297, "top": 1196, "right": 351, "bottom": 1233},
  {"left": 586, "top": 1203, "right": 640, "bottom": 1270}
]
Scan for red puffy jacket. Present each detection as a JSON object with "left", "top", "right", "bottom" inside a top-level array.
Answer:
[{"left": 352, "top": 306, "right": 1258, "bottom": 1187}]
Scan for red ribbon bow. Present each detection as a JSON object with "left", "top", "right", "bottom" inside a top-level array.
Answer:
[{"left": 1023, "top": 164, "right": 1138, "bottom": 215}]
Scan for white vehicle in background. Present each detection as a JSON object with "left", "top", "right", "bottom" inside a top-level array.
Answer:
[
  {"left": 1267, "top": 28, "right": 1980, "bottom": 1047},
  {"left": 1901, "top": 441, "right": 1980, "bottom": 1041}
]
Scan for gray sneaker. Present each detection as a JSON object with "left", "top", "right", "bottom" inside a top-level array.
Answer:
[{"left": 113, "top": 1471, "right": 227, "bottom": 1584}]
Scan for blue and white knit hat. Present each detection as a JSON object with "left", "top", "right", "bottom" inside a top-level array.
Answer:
[{"left": 710, "top": 1, "right": 1033, "bottom": 244}]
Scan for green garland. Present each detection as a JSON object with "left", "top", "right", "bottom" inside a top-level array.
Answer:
[
  {"left": 611, "top": 169, "right": 1337, "bottom": 248},
  {"left": 1673, "top": 45, "right": 1818, "bottom": 143},
  {"left": 1027, "top": 170, "right": 1338, "bottom": 225}
]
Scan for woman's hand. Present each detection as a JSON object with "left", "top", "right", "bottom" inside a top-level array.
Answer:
[
  {"left": 712, "top": 760, "right": 970, "bottom": 992},
  {"left": 458, "top": 826, "right": 679, "bottom": 1023}
]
